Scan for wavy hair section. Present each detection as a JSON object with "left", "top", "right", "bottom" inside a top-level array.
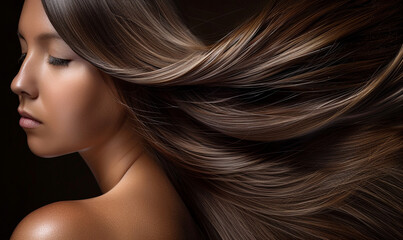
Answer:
[{"left": 42, "top": 0, "right": 402, "bottom": 239}]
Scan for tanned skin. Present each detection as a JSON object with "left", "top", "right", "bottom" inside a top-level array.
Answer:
[{"left": 10, "top": 0, "right": 200, "bottom": 239}]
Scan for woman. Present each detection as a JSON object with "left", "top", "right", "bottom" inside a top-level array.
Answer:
[{"left": 11, "top": 0, "right": 402, "bottom": 239}]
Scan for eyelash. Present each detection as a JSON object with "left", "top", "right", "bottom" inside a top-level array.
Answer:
[
  {"left": 48, "top": 56, "right": 71, "bottom": 66},
  {"left": 18, "top": 53, "right": 71, "bottom": 67},
  {"left": 18, "top": 53, "right": 26, "bottom": 64}
]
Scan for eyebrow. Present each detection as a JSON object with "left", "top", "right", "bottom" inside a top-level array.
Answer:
[{"left": 17, "top": 31, "right": 62, "bottom": 42}]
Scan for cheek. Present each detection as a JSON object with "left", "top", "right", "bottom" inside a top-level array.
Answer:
[{"left": 28, "top": 65, "right": 124, "bottom": 157}]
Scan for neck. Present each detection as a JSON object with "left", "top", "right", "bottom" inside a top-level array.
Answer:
[{"left": 78, "top": 119, "right": 144, "bottom": 193}]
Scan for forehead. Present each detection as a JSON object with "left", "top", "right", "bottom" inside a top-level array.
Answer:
[{"left": 19, "top": 0, "right": 57, "bottom": 38}]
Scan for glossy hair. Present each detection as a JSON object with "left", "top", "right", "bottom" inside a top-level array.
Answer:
[{"left": 42, "top": 0, "right": 402, "bottom": 239}]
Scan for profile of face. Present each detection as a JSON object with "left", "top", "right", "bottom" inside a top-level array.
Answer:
[{"left": 11, "top": 0, "right": 127, "bottom": 158}]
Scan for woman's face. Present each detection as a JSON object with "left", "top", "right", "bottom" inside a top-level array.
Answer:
[{"left": 11, "top": 0, "right": 126, "bottom": 157}]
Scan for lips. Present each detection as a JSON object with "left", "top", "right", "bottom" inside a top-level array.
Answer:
[{"left": 18, "top": 108, "right": 42, "bottom": 129}]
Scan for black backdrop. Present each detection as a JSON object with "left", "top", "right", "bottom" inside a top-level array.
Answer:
[{"left": 0, "top": 0, "right": 266, "bottom": 238}]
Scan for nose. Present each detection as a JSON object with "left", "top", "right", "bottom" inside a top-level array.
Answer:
[{"left": 11, "top": 54, "right": 39, "bottom": 99}]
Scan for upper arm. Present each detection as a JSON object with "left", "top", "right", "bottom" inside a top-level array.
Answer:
[{"left": 10, "top": 201, "right": 111, "bottom": 240}]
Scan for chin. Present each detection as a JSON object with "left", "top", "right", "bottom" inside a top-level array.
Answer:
[
  {"left": 26, "top": 136, "right": 75, "bottom": 158},
  {"left": 28, "top": 146, "right": 66, "bottom": 158}
]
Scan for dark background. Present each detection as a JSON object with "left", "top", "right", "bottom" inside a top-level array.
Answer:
[{"left": 0, "top": 0, "right": 266, "bottom": 239}]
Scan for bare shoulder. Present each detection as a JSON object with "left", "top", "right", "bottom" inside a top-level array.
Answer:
[
  {"left": 10, "top": 156, "right": 201, "bottom": 240},
  {"left": 10, "top": 200, "right": 113, "bottom": 240}
]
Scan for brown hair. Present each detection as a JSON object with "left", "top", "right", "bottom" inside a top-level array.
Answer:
[{"left": 42, "top": 0, "right": 402, "bottom": 239}]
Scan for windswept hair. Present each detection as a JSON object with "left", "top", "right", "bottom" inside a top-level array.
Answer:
[{"left": 42, "top": 0, "right": 402, "bottom": 239}]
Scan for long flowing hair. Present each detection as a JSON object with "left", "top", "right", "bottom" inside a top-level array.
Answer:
[{"left": 42, "top": 0, "right": 402, "bottom": 239}]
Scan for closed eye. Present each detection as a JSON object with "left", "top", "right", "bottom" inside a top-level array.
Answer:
[
  {"left": 48, "top": 56, "right": 71, "bottom": 66},
  {"left": 17, "top": 54, "right": 71, "bottom": 67}
]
